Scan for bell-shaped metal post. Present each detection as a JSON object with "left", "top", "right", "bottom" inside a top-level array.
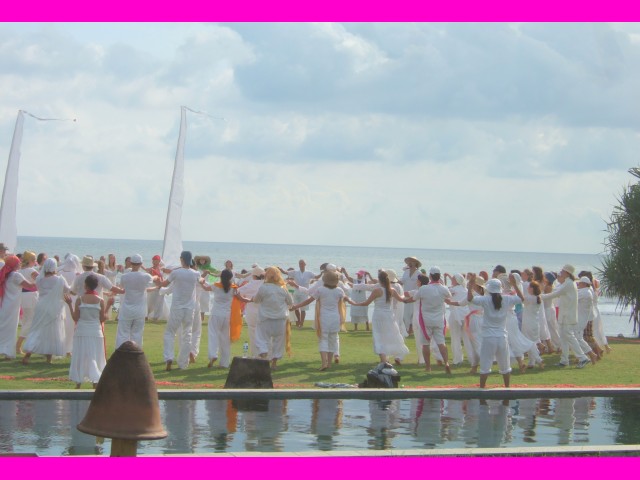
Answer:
[{"left": 77, "top": 341, "right": 167, "bottom": 456}]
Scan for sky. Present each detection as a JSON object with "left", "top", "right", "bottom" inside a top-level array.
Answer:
[{"left": 1, "top": 22, "right": 639, "bottom": 254}]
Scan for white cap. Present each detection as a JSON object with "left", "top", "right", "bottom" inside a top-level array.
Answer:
[
  {"left": 578, "top": 276, "right": 592, "bottom": 285},
  {"left": 130, "top": 254, "right": 143, "bottom": 264},
  {"left": 429, "top": 266, "right": 441, "bottom": 275},
  {"left": 326, "top": 264, "right": 338, "bottom": 272},
  {"left": 252, "top": 265, "right": 266, "bottom": 276},
  {"left": 485, "top": 279, "right": 502, "bottom": 294}
]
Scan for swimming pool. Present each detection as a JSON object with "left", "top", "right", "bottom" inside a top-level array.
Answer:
[{"left": 1, "top": 392, "right": 638, "bottom": 456}]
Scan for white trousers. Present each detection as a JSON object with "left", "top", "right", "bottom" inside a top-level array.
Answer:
[
  {"left": 115, "top": 314, "right": 145, "bottom": 349},
  {"left": 545, "top": 306, "right": 561, "bottom": 349},
  {"left": 190, "top": 308, "right": 202, "bottom": 357},
  {"left": 208, "top": 313, "right": 231, "bottom": 367},
  {"left": 318, "top": 331, "right": 339, "bottom": 353},
  {"left": 559, "top": 324, "right": 588, "bottom": 364},
  {"left": 448, "top": 317, "right": 464, "bottom": 364},
  {"left": 255, "top": 317, "right": 286, "bottom": 360},
  {"left": 163, "top": 307, "right": 194, "bottom": 369},
  {"left": 245, "top": 305, "right": 259, "bottom": 358},
  {"left": 480, "top": 336, "right": 511, "bottom": 375}
]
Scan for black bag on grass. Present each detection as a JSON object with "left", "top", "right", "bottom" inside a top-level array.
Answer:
[{"left": 359, "top": 362, "right": 400, "bottom": 388}]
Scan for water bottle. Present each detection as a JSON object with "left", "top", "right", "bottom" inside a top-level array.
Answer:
[{"left": 242, "top": 342, "right": 249, "bottom": 358}]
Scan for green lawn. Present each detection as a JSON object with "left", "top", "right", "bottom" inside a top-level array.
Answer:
[{"left": 1, "top": 319, "right": 639, "bottom": 390}]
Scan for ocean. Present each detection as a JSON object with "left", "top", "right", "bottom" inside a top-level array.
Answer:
[{"left": 14, "top": 235, "right": 638, "bottom": 337}]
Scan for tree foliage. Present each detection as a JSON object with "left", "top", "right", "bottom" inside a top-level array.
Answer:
[{"left": 599, "top": 167, "right": 640, "bottom": 337}]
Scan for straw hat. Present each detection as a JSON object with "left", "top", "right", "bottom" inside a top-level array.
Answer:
[
  {"left": 474, "top": 276, "right": 486, "bottom": 287},
  {"left": 322, "top": 271, "right": 340, "bottom": 288},
  {"left": 404, "top": 256, "right": 422, "bottom": 268},
  {"left": 81, "top": 255, "right": 97, "bottom": 268}
]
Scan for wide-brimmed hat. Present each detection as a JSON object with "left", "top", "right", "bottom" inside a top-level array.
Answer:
[
  {"left": 474, "top": 276, "right": 486, "bottom": 287},
  {"left": 562, "top": 264, "right": 576, "bottom": 275},
  {"left": 322, "top": 271, "right": 340, "bottom": 288},
  {"left": 385, "top": 269, "right": 399, "bottom": 283},
  {"left": 81, "top": 255, "right": 97, "bottom": 268},
  {"left": 404, "top": 256, "right": 422, "bottom": 268},
  {"left": 194, "top": 255, "right": 211, "bottom": 265}
]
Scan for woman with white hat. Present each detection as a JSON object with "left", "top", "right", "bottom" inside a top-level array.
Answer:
[
  {"left": 21, "top": 258, "right": 71, "bottom": 364},
  {"left": 237, "top": 265, "right": 266, "bottom": 357},
  {"left": 467, "top": 273, "right": 523, "bottom": 388},
  {"left": 400, "top": 257, "right": 422, "bottom": 334}
]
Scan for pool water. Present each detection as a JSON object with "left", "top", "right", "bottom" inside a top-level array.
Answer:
[{"left": 0, "top": 396, "right": 638, "bottom": 455}]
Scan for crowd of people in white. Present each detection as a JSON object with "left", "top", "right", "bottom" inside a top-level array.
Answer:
[{"left": 0, "top": 242, "right": 609, "bottom": 389}]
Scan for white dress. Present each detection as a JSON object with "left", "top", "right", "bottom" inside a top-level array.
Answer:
[
  {"left": 19, "top": 267, "right": 39, "bottom": 335},
  {"left": 23, "top": 275, "right": 69, "bottom": 356},
  {"left": 69, "top": 301, "right": 106, "bottom": 384},
  {"left": 0, "top": 271, "right": 27, "bottom": 358},
  {"left": 371, "top": 288, "right": 409, "bottom": 359}
]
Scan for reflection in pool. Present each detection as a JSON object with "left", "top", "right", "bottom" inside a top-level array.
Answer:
[{"left": 0, "top": 396, "right": 638, "bottom": 456}]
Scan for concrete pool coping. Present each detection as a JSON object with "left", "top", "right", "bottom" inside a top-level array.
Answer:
[{"left": 2, "top": 386, "right": 640, "bottom": 400}]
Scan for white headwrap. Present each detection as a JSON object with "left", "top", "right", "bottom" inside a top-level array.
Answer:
[
  {"left": 60, "top": 253, "right": 82, "bottom": 274},
  {"left": 43, "top": 258, "right": 58, "bottom": 273}
]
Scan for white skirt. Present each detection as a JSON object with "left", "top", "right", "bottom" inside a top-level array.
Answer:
[{"left": 69, "top": 336, "right": 106, "bottom": 384}]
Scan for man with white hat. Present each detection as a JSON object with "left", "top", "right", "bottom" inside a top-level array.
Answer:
[
  {"left": 71, "top": 255, "right": 124, "bottom": 298},
  {"left": 541, "top": 265, "right": 591, "bottom": 368},
  {"left": 114, "top": 254, "right": 158, "bottom": 349},
  {"left": 237, "top": 265, "right": 266, "bottom": 357},
  {"left": 404, "top": 266, "right": 456, "bottom": 374},
  {"left": 401, "top": 256, "right": 422, "bottom": 334}
]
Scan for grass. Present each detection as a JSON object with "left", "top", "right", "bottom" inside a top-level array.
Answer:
[{"left": 1, "top": 318, "right": 639, "bottom": 390}]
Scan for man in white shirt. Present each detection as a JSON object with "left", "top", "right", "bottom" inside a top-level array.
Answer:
[
  {"left": 71, "top": 255, "right": 124, "bottom": 297},
  {"left": 406, "top": 266, "right": 455, "bottom": 374},
  {"left": 280, "top": 259, "right": 315, "bottom": 328},
  {"left": 156, "top": 250, "right": 203, "bottom": 371},
  {"left": 114, "top": 254, "right": 157, "bottom": 349},
  {"left": 541, "top": 264, "right": 591, "bottom": 368}
]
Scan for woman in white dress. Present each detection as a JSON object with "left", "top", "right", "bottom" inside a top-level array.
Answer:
[
  {"left": 387, "top": 270, "right": 408, "bottom": 338},
  {"left": 498, "top": 273, "right": 542, "bottom": 373},
  {"left": 21, "top": 259, "right": 71, "bottom": 364},
  {"left": 521, "top": 281, "right": 546, "bottom": 369},
  {"left": 292, "top": 271, "right": 345, "bottom": 371},
  {"left": 203, "top": 269, "right": 237, "bottom": 369},
  {"left": 462, "top": 275, "right": 485, "bottom": 374},
  {"left": 542, "top": 272, "right": 562, "bottom": 353},
  {"left": 65, "top": 274, "right": 113, "bottom": 389},
  {"left": 532, "top": 266, "right": 554, "bottom": 354},
  {"left": 346, "top": 270, "right": 409, "bottom": 364},
  {"left": 0, "top": 256, "right": 35, "bottom": 360},
  {"left": 16, "top": 251, "right": 40, "bottom": 355},
  {"left": 58, "top": 253, "right": 82, "bottom": 357}
]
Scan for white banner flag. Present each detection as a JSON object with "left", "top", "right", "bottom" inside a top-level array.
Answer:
[
  {"left": 162, "top": 106, "right": 187, "bottom": 269},
  {"left": 0, "top": 110, "right": 24, "bottom": 252},
  {"left": 162, "top": 106, "right": 225, "bottom": 269}
]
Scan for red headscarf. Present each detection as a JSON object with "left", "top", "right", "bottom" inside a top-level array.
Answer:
[{"left": 0, "top": 255, "right": 22, "bottom": 304}]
